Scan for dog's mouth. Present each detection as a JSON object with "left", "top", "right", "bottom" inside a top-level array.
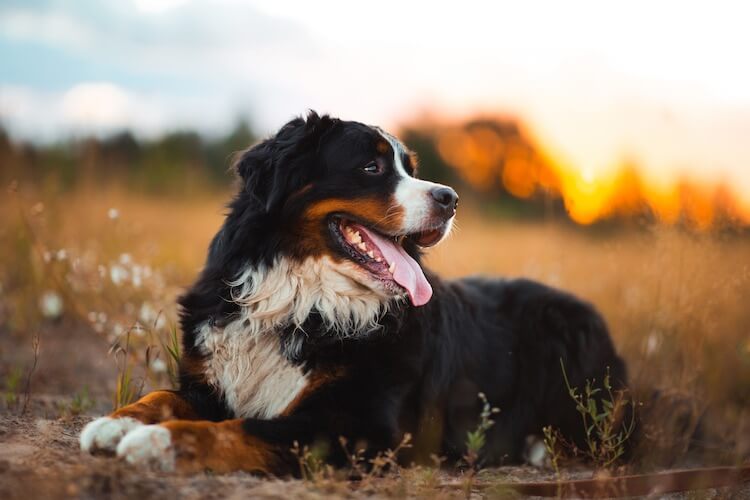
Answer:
[{"left": 330, "top": 217, "right": 449, "bottom": 306}]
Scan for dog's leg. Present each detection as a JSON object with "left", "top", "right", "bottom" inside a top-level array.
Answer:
[
  {"left": 80, "top": 390, "right": 199, "bottom": 454},
  {"left": 115, "top": 418, "right": 297, "bottom": 474},
  {"left": 110, "top": 390, "right": 199, "bottom": 422}
]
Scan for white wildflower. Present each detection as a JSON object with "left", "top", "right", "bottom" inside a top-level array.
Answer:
[
  {"left": 140, "top": 303, "right": 166, "bottom": 330},
  {"left": 139, "top": 302, "right": 157, "bottom": 325},
  {"left": 150, "top": 358, "right": 168, "bottom": 374},
  {"left": 30, "top": 202, "right": 44, "bottom": 215},
  {"left": 131, "top": 265, "right": 143, "bottom": 288},
  {"left": 110, "top": 264, "right": 128, "bottom": 285},
  {"left": 155, "top": 314, "right": 166, "bottom": 331},
  {"left": 111, "top": 322, "right": 125, "bottom": 337},
  {"left": 645, "top": 332, "right": 661, "bottom": 357},
  {"left": 132, "top": 323, "right": 146, "bottom": 337},
  {"left": 39, "top": 291, "right": 63, "bottom": 319},
  {"left": 108, "top": 208, "right": 120, "bottom": 220}
]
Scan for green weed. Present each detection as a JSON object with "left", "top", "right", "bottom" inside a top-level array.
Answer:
[
  {"left": 464, "top": 392, "right": 500, "bottom": 468},
  {"left": 58, "top": 386, "right": 94, "bottom": 417},
  {"left": 559, "top": 358, "right": 637, "bottom": 468},
  {"left": 4, "top": 366, "right": 24, "bottom": 409},
  {"left": 111, "top": 330, "right": 143, "bottom": 409},
  {"left": 462, "top": 392, "right": 500, "bottom": 497},
  {"left": 160, "top": 324, "right": 182, "bottom": 388}
]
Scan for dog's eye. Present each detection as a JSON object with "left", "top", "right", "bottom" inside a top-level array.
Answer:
[{"left": 362, "top": 161, "right": 382, "bottom": 175}]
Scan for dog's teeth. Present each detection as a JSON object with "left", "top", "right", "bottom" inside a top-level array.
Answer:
[
  {"left": 352, "top": 232, "right": 362, "bottom": 244},
  {"left": 357, "top": 242, "right": 367, "bottom": 252},
  {"left": 375, "top": 256, "right": 383, "bottom": 263},
  {"left": 388, "top": 262, "right": 396, "bottom": 274},
  {"left": 367, "top": 250, "right": 375, "bottom": 259}
]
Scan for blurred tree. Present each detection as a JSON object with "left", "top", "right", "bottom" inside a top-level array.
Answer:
[
  {"left": 102, "top": 132, "right": 142, "bottom": 173},
  {"left": 204, "top": 120, "right": 256, "bottom": 183},
  {"left": 2, "top": 117, "right": 746, "bottom": 231}
]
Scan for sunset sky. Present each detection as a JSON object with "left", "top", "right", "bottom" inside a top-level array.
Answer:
[{"left": 1, "top": 0, "right": 749, "bottom": 198}]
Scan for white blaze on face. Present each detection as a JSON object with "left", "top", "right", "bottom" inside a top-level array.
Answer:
[{"left": 377, "top": 129, "right": 454, "bottom": 234}]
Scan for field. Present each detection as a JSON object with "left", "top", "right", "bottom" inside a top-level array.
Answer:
[{"left": 1, "top": 187, "right": 750, "bottom": 498}]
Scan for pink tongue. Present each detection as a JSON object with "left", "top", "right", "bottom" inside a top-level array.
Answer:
[{"left": 357, "top": 226, "right": 433, "bottom": 306}]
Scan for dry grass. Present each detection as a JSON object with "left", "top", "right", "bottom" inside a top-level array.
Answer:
[
  {"left": 1, "top": 186, "right": 750, "bottom": 496},
  {"left": 434, "top": 214, "right": 750, "bottom": 465}
]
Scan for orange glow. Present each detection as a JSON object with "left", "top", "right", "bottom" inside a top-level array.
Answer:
[
  {"left": 557, "top": 168, "right": 618, "bottom": 225},
  {"left": 437, "top": 126, "right": 504, "bottom": 189},
  {"left": 424, "top": 117, "right": 750, "bottom": 229},
  {"left": 436, "top": 122, "right": 561, "bottom": 199},
  {"left": 642, "top": 182, "right": 681, "bottom": 225}
]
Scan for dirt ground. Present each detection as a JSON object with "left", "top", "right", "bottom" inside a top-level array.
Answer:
[
  {"left": 1, "top": 413, "right": 748, "bottom": 499},
  {"left": 1, "top": 326, "right": 748, "bottom": 499}
]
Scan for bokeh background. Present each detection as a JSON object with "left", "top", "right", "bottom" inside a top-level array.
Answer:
[{"left": 1, "top": 0, "right": 749, "bottom": 471}]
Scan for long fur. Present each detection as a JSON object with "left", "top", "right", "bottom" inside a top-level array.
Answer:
[
  {"left": 227, "top": 256, "right": 393, "bottom": 339},
  {"left": 82, "top": 111, "right": 632, "bottom": 474}
]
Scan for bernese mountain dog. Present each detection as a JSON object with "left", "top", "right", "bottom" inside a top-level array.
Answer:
[{"left": 80, "top": 111, "right": 629, "bottom": 474}]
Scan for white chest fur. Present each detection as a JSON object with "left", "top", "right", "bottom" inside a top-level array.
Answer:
[
  {"left": 194, "top": 256, "right": 389, "bottom": 419},
  {"left": 196, "top": 319, "right": 308, "bottom": 419}
]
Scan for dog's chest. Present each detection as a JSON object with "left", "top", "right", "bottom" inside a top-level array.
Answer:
[{"left": 196, "top": 320, "right": 308, "bottom": 419}]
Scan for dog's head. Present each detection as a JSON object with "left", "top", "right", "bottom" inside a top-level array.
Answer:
[{"left": 217, "top": 111, "right": 457, "bottom": 337}]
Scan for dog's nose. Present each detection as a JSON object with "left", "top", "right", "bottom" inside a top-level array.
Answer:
[{"left": 430, "top": 187, "right": 459, "bottom": 215}]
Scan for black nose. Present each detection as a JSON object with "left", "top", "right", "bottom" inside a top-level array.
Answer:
[{"left": 430, "top": 186, "right": 459, "bottom": 214}]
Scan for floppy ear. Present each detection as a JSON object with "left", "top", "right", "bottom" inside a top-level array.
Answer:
[{"left": 233, "top": 111, "right": 338, "bottom": 213}]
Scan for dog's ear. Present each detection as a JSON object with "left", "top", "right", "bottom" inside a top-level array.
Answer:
[{"left": 233, "top": 111, "right": 338, "bottom": 212}]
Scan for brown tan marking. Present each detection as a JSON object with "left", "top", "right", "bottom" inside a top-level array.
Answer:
[
  {"left": 281, "top": 366, "right": 347, "bottom": 417},
  {"left": 112, "top": 391, "right": 199, "bottom": 424},
  {"left": 291, "top": 196, "right": 404, "bottom": 257},
  {"left": 178, "top": 353, "right": 207, "bottom": 384},
  {"left": 375, "top": 139, "right": 390, "bottom": 155},
  {"left": 304, "top": 197, "right": 403, "bottom": 228},
  {"left": 160, "top": 419, "right": 281, "bottom": 474}
]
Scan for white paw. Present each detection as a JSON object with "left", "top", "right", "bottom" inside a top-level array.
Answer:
[
  {"left": 80, "top": 416, "right": 142, "bottom": 453},
  {"left": 116, "top": 425, "right": 175, "bottom": 471}
]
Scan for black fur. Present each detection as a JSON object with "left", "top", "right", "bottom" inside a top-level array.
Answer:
[{"left": 176, "top": 111, "right": 630, "bottom": 471}]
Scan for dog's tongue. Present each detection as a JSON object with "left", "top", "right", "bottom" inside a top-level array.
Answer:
[{"left": 357, "top": 226, "right": 433, "bottom": 306}]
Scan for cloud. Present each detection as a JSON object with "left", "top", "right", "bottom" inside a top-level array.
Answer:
[
  {"left": 0, "top": 0, "right": 323, "bottom": 133},
  {"left": 61, "top": 82, "right": 132, "bottom": 128},
  {"left": 0, "top": 0, "right": 316, "bottom": 77},
  {"left": 0, "top": 82, "right": 239, "bottom": 140},
  {"left": 1, "top": 0, "right": 750, "bottom": 191}
]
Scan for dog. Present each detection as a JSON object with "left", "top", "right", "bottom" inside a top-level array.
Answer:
[{"left": 80, "top": 111, "right": 630, "bottom": 474}]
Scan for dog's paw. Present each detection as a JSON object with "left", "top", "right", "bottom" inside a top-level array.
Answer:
[
  {"left": 116, "top": 424, "right": 175, "bottom": 471},
  {"left": 80, "top": 416, "right": 142, "bottom": 453}
]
